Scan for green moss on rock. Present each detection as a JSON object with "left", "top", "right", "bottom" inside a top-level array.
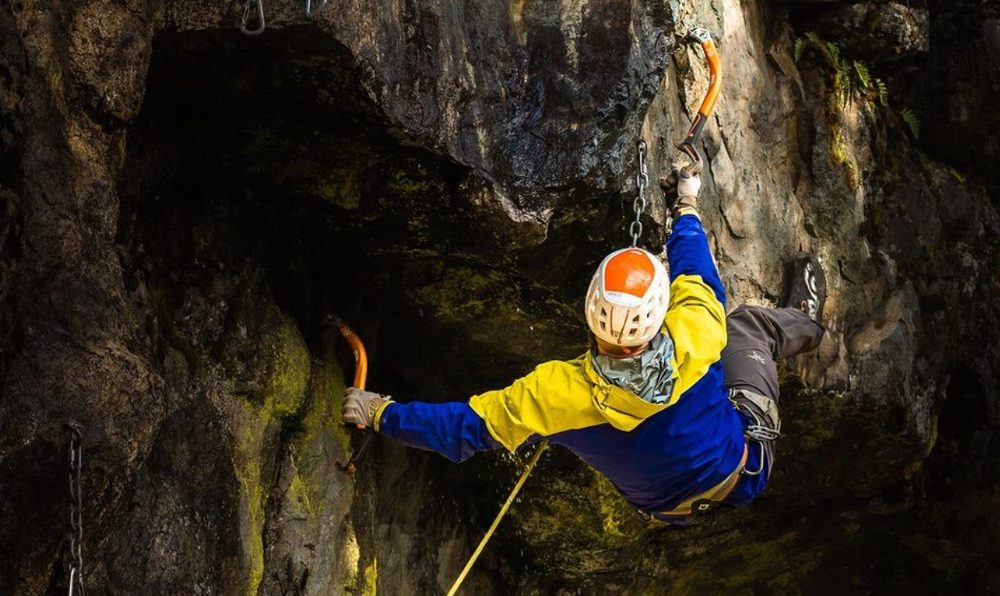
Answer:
[
  {"left": 313, "top": 170, "right": 361, "bottom": 210},
  {"left": 232, "top": 312, "right": 312, "bottom": 594}
]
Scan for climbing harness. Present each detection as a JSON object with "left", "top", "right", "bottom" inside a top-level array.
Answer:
[
  {"left": 729, "top": 388, "right": 780, "bottom": 478},
  {"left": 240, "top": 0, "right": 266, "bottom": 36},
  {"left": 328, "top": 315, "right": 373, "bottom": 475},
  {"left": 630, "top": 140, "right": 650, "bottom": 247},
  {"left": 64, "top": 422, "right": 85, "bottom": 596},
  {"left": 446, "top": 441, "right": 548, "bottom": 596},
  {"left": 660, "top": 28, "right": 722, "bottom": 197},
  {"left": 304, "top": 0, "right": 328, "bottom": 18}
]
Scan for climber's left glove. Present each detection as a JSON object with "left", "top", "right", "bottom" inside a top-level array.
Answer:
[{"left": 343, "top": 387, "right": 392, "bottom": 430}]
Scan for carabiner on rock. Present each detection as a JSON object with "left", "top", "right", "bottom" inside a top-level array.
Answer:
[
  {"left": 305, "top": 0, "right": 328, "bottom": 19},
  {"left": 240, "top": 0, "right": 265, "bottom": 36}
]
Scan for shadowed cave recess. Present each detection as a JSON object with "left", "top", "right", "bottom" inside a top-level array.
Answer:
[
  {"left": 112, "top": 24, "right": 1000, "bottom": 594},
  {"left": 114, "top": 27, "right": 602, "bottom": 595}
]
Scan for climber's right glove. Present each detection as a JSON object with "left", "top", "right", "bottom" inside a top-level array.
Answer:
[
  {"left": 672, "top": 165, "right": 701, "bottom": 216},
  {"left": 343, "top": 387, "right": 392, "bottom": 430},
  {"left": 676, "top": 168, "right": 700, "bottom": 199},
  {"left": 659, "top": 159, "right": 702, "bottom": 214}
]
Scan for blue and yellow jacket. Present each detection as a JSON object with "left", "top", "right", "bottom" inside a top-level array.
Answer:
[{"left": 375, "top": 214, "right": 760, "bottom": 514}]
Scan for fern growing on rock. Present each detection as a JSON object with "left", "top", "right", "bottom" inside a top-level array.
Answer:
[
  {"left": 900, "top": 107, "right": 921, "bottom": 140},
  {"left": 795, "top": 31, "right": 923, "bottom": 146}
]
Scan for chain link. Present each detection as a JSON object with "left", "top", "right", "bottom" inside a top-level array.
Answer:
[
  {"left": 630, "top": 140, "right": 649, "bottom": 247},
  {"left": 65, "top": 422, "right": 84, "bottom": 596}
]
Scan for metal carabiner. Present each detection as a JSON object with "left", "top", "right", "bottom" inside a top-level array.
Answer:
[
  {"left": 304, "top": 0, "right": 328, "bottom": 19},
  {"left": 240, "top": 0, "right": 265, "bottom": 36}
]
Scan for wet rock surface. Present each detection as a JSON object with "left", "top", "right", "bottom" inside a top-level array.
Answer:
[
  {"left": 1, "top": 0, "right": 998, "bottom": 594},
  {"left": 799, "top": 2, "right": 930, "bottom": 59}
]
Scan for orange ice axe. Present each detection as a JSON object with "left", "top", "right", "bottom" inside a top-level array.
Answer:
[
  {"left": 676, "top": 27, "right": 721, "bottom": 168},
  {"left": 328, "top": 315, "right": 373, "bottom": 475},
  {"left": 661, "top": 27, "right": 722, "bottom": 196}
]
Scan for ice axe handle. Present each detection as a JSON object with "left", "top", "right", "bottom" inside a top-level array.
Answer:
[
  {"left": 675, "top": 29, "right": 721, "bottom": 167},
  {"left": 329, "top": 316, "right": 374, "bottom": 474}
]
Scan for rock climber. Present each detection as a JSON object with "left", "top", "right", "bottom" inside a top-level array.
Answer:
[{"left": 342, "top": 168, "right": 827, "bottom": 523}]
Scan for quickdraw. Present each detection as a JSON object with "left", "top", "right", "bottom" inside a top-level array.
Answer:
[{"left": 328, "top": 315, "right": 373, "bottom": 475}]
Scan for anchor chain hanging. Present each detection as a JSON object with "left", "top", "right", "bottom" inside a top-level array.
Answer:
[
  {"left": 630, "top": 140, "right": 650, "bottom": 247},
  {"left": 65, "top": 422, "right": 85, "bottom": 596}
]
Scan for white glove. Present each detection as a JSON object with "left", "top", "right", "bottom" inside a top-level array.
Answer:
[
  {"left": 343, "top": 387, "right": 392, "bottom": 429},
  {"left": 676, "top": 169, "right": 701, "bottom": 200}
]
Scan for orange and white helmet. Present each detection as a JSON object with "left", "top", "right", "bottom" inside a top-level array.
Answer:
[{"left": 585, "top": 248, "right": 669, "bottom": 346}]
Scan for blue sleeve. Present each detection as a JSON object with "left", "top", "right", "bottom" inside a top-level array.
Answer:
[
  {"left": 667, "top": 214, "right": 725, "bottom": 305},
  {"left": 378, "top": 401, "right": 503, "bottom": 463}
]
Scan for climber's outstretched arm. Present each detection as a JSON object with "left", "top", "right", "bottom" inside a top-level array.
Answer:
[
  {"left": 344, "top": 359, "right": 584, "bottom": 462},
  {"left": 376, "top": 400, "right": 502, "bottom": 463}
]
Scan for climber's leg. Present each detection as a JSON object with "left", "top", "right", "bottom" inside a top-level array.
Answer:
[
  {"left": 721, "top": 305, "right": 825, "bottom": 401},
  {"left": 722, "top": 256, "right": 827, "bottom": 506}
]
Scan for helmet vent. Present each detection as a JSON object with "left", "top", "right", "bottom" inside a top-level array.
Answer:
[{"left": 584, "top": 247, "right": 670, "bottom": 347}]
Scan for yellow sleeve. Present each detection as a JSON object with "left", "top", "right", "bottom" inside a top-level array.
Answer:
[
  {"left": 664, "top": 274, "right": 727, "bottom": 403},
  {"left": 467, "top": 359, "right": 598, "bottom": 451}
]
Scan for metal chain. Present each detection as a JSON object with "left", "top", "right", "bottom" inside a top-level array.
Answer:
[
  {"left": 630, "top": 140, "right": 649, "bottom": 247},
  {"left": 65, "top": 422, "right": 85, "bottom": 596}
]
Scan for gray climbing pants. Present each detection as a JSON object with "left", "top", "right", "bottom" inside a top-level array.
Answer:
[
  {"left": 720, "top": 305, "right": 825, "bottom": 478},
  {"left": 722, "top": 305, "right": 825, "bottom": 403}
]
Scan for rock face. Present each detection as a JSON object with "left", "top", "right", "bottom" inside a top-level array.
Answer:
[{"left": 1, "top": 0, "right": 998, "bottom": 594}]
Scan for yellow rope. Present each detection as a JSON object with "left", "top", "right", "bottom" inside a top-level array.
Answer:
[{"left": 446, "top": 440, "right": 549, "bottom": 596}]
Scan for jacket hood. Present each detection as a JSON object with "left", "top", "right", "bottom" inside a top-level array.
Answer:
[{"left": 582, "top": 352, "right": 671, "bottom": 431}]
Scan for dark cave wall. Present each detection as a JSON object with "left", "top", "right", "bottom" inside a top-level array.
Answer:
[{"left": 1, "top": 0, "right": 999, "bottom": 594}]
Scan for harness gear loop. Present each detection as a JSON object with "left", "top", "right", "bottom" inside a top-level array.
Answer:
[
  {"left": 446, "top": 441, "right": 548, "bottom": 596},
  {"left": 64, "top": 421, "right": 85, "bottom": 596},
  {"left": 305, "top": 0, "right": 328, "bottom": 18},
  {"left": 630, "top": 140, "right": 649, "bottom": 247},
  {"left": 728, "top": 388, "right": 780, "bottom": 477},
  {"left": 240, "top": 0, "right": 266, "bottom": 36},
  {"left": 660, "top": 27, "right": 721, "bottom": 199},
  {"left": 328, "top": 315, "right": 373, "bottom": 475}
]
